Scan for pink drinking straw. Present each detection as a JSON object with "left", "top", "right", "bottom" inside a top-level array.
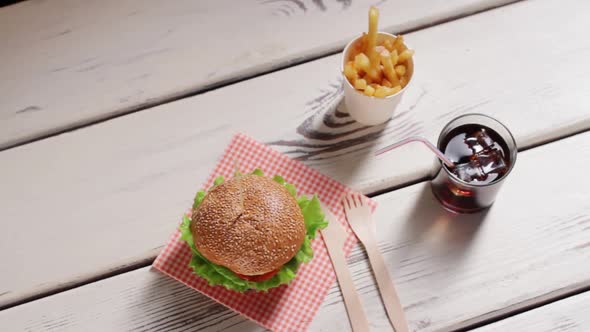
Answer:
[{"left": 375, "top": 136, "right": 455, "bottom": 168}]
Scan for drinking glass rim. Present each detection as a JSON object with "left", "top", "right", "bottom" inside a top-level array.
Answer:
[{"left": 436, "top": 113, "right": 518, "bottom": 188}]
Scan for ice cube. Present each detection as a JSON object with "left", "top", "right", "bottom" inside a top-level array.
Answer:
[
  {"left": 476, "top": 148, "right": 508, "bottom": 175},
  {"left": 464, "top": 129, "right": 495, "bottom": 154},
  {"left": 452, "top": 148, "right": 508, "bottom": 183},
  {"left": 476, "top": 129, "right": 495, "bottom": 148},
  {"left": 464, "top": 136, "right": 484, "bottom": 154},
  {"left": 452, "top": 160, "right": 487, "bottom": 182}
]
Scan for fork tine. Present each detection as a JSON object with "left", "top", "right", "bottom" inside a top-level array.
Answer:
[
  {"left": 348, "top": 194, "right": 356, "bottom": 208},
  {"left": 356, "top": 193, "right": 365, "bottom": 206},
  {"left": 353, "top": 193, "right": 361, "bottom": 207},
  {"left": 342, "top": 195, "right": 351, "bottom": 210},
  {"left": 350, "top": 193, "right": 359, "bottom": 207}
]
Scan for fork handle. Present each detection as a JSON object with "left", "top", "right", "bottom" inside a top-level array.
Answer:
[{"left": 364, "top": 229, "right": 409, "bottom": 332}]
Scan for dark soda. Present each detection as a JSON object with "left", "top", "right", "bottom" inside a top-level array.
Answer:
[{"left": 431, "top": 123, "right": 513, "bottom": 213}]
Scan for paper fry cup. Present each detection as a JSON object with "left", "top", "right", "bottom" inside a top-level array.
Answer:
[{"left": 342, "top": 32, "right": 414, "bottom": 126}]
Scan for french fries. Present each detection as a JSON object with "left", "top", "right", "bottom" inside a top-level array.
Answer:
[
  {"left": 354, "top": 53, "right": 370, "bottom": 73},
  {"left": 344, "top": 6, "right": 414, "bottom": 98},
  {"left": 344, "top": 61, "right": 358, "bottom": 81},
  {"left": 390, "top": 50, "right": 399, "bottom": 66},
  {"left": 364, "top": 85, "right": 376, "bottom": 96},
  {"left": 395, "top": 65, "right": 406, "bottom": 76},
  {"left": 398, "top": 49, "right": 414, "bottom": 63},
  {"left": 399, "top": 76, "right": 408, "bottom": 88},
  {"left": 383, "top": 39, "right": 394, "bottom": 52},
  {"left": 393, "top": 35, "right": 406, "bottom": 53},
  {"left": 367, "top": 7, "right": 380, "bottom": 74},
  {"left": 380, "top": 53, "right": 399, "bottom": 87},
  {"left": 354, "top": 79, "right": 367, "bottom": 90}
]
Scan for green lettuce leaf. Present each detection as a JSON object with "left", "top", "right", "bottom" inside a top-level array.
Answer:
[
  {"left": 213, "top": 176, "right": 225, "bottom": 186},
  {"left": 192, "top": 191, "right": 206, "bottom": 210},
  {"left": 251, "top": 169, "right": 264, "bottom": 176},
  {"left": 179, "top": 170, "right": 328, "bottom": 292}
]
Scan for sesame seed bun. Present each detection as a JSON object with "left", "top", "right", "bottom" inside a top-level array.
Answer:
[{"left": 191, "top": 175, "right": 306, "bottom": 276}]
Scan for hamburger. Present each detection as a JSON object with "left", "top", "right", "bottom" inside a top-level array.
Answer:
[{"left": 179, "top": 169, "right": 328, "bottom": 292}]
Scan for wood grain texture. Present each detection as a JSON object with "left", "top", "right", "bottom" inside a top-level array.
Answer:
[
  {"left": 472, "top": 292, "right": 590, "bottom": 332},
  {"left": 1, "top": 131, "right": 589, "bottom": 331},
  {"left": 0, "top": 0, "right": 518, "bottom": 149},
  {"left": 2, "top": 0, "right": 590, "bottom": 308}
]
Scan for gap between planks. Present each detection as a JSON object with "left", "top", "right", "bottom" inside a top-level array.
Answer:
[
  {"left": 1, "top": 126, "right": 587, "bottom": 315},
  {"left": 453, "top": 283, "right": 590, "bottom": 332},
  {"left": 0, "top": 0, "right": 525, "bottom": 153}
]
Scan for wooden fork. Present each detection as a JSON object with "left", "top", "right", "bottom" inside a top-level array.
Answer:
[
  {"left": 343, "top": 193, "right": 409, "bottom": 332},
  {"left": 319, "top": 201, "right": 370, "bottom": 332}
]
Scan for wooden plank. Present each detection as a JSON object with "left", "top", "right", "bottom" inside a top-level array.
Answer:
[
  {"left": 0, "top": 0, "right": 518, "bottom": 149},
  {"left": 1, "top": 131, "right": 589, "bottom": 331},
  {"left": 1, "top": 0, "right": 590, "bottom": 308},
  {"left": 472, "top": 292, "right": 590, "bottom": 332}
]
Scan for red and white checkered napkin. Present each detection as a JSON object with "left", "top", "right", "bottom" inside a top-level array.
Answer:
[{"left": 153, "top": 133, "right": 376, "bottom": 332}]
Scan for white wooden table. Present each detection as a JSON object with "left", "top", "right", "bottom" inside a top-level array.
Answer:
[{"left": 1, "top": 0, "right": 589, "bottom": 331}]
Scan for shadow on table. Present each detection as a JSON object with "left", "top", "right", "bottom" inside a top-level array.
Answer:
[
  {"left": 300, "top": 100, "right": 390, "bottom": 185},
  {"left": 399, "top": 184, "right": 488, "bottom": 268}
]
